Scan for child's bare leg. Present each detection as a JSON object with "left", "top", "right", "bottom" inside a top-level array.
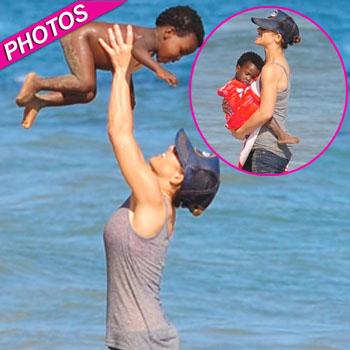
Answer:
[
  {"left": 22, "top": 74, "right": 136, "bottom": 129},
  {"left": 17, "top": 72, "right": 96, "bottom": 106},
  {"left": 16, "top": 34, "right": 96, "bottom": 106},
  {"left": 16, "top": 73, "right": 38, "bottom": 106},
  {"left": 266, "top": 117, "right": 300, "bottom": 144},
  {"left": 22, "top": 90, "right": 96, "bottom": 129}
]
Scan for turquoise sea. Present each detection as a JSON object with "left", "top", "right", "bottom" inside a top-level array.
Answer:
[{"left": 0, "top": 1, "right": 349, "bottom": 349}]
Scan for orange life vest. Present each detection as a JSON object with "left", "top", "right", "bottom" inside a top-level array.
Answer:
[{"left": 217, "top": 79, "right": 260, "bottom": 130}]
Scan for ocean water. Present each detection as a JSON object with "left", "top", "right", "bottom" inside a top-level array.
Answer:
[{"left": 0, "top": 1, "right": 349, "bottom": 350}]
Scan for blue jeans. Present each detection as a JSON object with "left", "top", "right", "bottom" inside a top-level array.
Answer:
[{"left": 243, "top": 149, "right": 289, "bottom": 174}]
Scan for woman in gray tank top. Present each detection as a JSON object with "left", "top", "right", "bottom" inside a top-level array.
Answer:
[
  {"left": 231, "top": 10, "right": 301, "bottom": 174},
  {"left": 99, "top": 26, "right": 220, "bottom": 350}
]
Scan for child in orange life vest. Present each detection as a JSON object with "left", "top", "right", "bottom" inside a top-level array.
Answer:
[{"left": 218, "top": 52, "right": 299, "bottom": 144}]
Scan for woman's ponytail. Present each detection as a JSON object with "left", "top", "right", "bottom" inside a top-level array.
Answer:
[{"left": 292, "top": 35, "right": 301, "bottom": 44}]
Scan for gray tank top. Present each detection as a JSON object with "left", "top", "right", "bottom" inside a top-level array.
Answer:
[
  {"left": 103, "top": 198, "right": 180, "bottom": 350},
  {"left": 253, "top": 62, "right": 292, "bottom": 160}
]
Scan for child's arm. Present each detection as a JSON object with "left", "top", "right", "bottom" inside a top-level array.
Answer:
[
  {"left": 222, "top": 98, "right": 233, "bottom": 115},
  {"left": 132, "top": 37, "right": 178, "bottom": 86}
]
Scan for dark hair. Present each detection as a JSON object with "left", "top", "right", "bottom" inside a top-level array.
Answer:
[
  {"left": 281, "top": 34, "right": 302, "bottom": 49},
  {"left": 173, "top": 192, "right": 202, "bottom": 216},
  {"left": 236, "top": 51, "right": 264, "bottom": 71},
  {"left": 155, "top": 6, "right": 205, "bottom": 46},
  {"left": 173, "top": 169, "right": 219, "bottom": 214}
]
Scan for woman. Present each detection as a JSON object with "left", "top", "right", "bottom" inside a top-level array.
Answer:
[
  {"left": 99, "top": 25, "right": 220, "bottom": 349},
  {"left": 230, "top": 10, "right": 301, "bottom": 174}
]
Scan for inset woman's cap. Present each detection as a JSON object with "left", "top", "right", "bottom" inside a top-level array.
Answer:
[
  {"left": 251, "top": 9, "right": 301, "bottom": 46},
  {"left": 174, "top": 128, "right": 220, "bottom": 213}
]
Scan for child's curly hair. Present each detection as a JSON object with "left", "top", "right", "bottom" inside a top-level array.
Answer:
[
  {"left": 236, "top": 51, "right": 264, "bottom": 71},
  {"left": 156, "top": 6, "right": 205, "bottom": 46}
]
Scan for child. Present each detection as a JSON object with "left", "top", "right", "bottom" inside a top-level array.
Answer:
[
  {"left": 16, "top": 5, "right": 204, "bottom": 129},
  {"left": 218, "top": 52, "right": 299, "bottom": 145}
]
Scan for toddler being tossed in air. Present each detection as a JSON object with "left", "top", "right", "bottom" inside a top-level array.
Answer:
[{"left": 17, "top": 6, "right": 204, "bottom": 129}]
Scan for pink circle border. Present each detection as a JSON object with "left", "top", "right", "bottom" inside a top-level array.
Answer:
[{"left": 188, "top": 5, "right": 349, "bottom": 177}]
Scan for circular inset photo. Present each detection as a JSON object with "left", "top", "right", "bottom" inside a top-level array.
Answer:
[{"left": 190, "top": 6, "right": 348, "bottom": 175}]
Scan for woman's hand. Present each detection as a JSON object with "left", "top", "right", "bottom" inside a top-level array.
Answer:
[
  {"left": 231, "top": 128, "right": 246, "bottom": 140},
  {"left": 99, "top": 24, "right": 133, "bottom": 74}
]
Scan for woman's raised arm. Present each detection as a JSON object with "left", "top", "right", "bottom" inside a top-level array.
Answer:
[{"left": 99, "top": 25, "right": 162, "bottom": 206}]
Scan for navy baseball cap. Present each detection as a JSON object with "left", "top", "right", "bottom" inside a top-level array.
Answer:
[
  {"left": 251, "top": 9, "right": 301, "bottom": 46},
  {"left": 174, "top": 128, "right": 220, "bottom": 214}
]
